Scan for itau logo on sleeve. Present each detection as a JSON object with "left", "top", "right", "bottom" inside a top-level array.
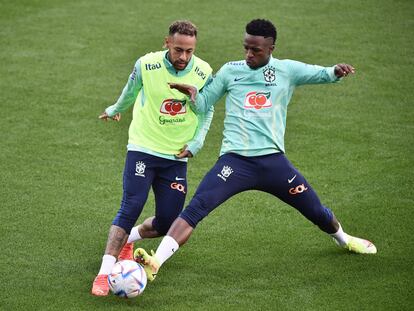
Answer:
[
  {"left": 135, "top": 161, "right": 146, "bottom": 177},
  {"left": 160, "top": 99, "right": 186, "bottom": 116},
  {"left": 130, "top": 66, "right": 137, "bottom": 81}
]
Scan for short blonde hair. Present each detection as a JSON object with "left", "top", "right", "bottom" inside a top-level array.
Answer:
[{"left": 169, "top": 20, "right": 197, "bottom": 37}]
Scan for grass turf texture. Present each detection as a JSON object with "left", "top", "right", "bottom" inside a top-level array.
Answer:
[{"left": 1, "top": 0, "right": 413, "bottom": 310}]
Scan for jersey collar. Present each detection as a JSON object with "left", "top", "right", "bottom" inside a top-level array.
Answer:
[{"left": 163, "top": 51, "right": 194, "bottom": 76}]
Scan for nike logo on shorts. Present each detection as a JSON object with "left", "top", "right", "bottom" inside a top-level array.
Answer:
[{"left": 288, "top": 174, "right": 297, "bottom": 183}]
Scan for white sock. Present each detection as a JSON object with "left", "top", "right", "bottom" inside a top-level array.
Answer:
[
  {"left": 155, "top": 235, "right": 179, "bottom": 266},
  {"left": 330, "top": 223, "right": 350, "bottom": 246},
  {"left": 127, "top": 226, "right": 142, "bottom": 243},
  {"left": 98, "top": 255, "right": 116, "bottom": 275}
]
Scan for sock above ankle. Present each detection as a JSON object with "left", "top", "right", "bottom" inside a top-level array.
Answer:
[
  {"left": 98, "top": 254, "right": 116, "bottom": 275},
  {"left": 155, "top": 235, "right": 179, "bottom": 266},
  {"left": 330, "top": 223, "right": 350, "bottom": 246},
  {"left": 127, "top": 226, "right": 142, "bottom": 243}
]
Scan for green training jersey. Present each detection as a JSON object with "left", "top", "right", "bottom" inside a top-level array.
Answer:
[
  {"left": 192, "top": 57, "right": 340, "bottom": 156},
  {"left": 106, "top": 51, "right": 213, "bottom": 160}
]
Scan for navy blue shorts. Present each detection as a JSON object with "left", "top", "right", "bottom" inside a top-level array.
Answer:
[
  {"left": 112, "top": 151, "right": 187, "bottom": 234},
  {"left": 180, "top": 153, "right": 334, "bottom": 233}
]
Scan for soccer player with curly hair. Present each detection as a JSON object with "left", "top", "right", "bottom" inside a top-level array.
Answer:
[{"left": 91, "top": 20, "right": 214, "bottom": 296}]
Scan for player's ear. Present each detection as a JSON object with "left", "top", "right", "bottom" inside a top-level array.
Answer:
[{"left": 163, "top": 36, "right": 169, "bottom": 49}]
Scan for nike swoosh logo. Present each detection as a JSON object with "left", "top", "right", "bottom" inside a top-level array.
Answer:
[
  {"left": 175, "top": 177, "right": 185, "bottom": 181},
  {"left": 234, "top": 77, "right": 244, "bottom": 82},
  {"left": 288, "top": 175, "right": 297, "bottom": 183}
]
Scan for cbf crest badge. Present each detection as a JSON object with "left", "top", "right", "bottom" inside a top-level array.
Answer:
[
  {"left": 263, "top": 66, "right": 276, "bottom": 83},
  {"left": 135, "top": 161, "right": 146, "bottom": 177},
  {"left": 217, "top": 165, "right": 233, "bottom": 182}
]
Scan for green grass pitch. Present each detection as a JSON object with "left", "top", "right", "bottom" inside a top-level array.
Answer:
[{"left": 1, "top": 0, "right": 413, "bottom": 310}]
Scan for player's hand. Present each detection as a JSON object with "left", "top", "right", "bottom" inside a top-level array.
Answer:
[
  {"left": 334, "top": 64, "right": 355, "bottom": 78},
  {"left": 168, "top": 83, "right": 197, "bottom": 102},
  {"left": 175, "top": 145, "right": 193, "bottom": 159},
  {"left": 99, "top": 111, "right": 121, "bottom": 122}
]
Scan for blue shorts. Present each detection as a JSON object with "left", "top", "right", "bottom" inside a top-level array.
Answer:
[
  {"left": 112, "top": 151, "right": 187, "bottom": 234},
  {"left": 180, "top": 153, "right": 334, "bottom": 233}
]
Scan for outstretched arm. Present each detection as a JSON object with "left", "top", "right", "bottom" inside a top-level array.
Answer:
[
  {"left": 288, "top": 60, "right": 355, "bottom": 86},
  {"left": 99, "top": 59, "right": 143, "bottom": 122},
  {"left": 169, "top": 67, "right": 228, "bottom": 114},
  {"left": 168, "top": 83, "right": 197, "bottom": 102}
]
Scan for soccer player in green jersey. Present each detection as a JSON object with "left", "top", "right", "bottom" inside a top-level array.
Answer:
[
  {"left": 91, "top": 20, "right": 214, "bottom": 296},
  {"left": 134, "top": 19, "right": 377, "bottom": 282}
]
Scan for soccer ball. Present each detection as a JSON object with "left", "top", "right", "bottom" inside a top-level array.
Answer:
[{"left": 108, "top": 260, "right": 147, "bottom": 298}]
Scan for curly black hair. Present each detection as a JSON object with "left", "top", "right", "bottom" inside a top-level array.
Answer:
[{"left": 245, "top": 19, "right": 277, "bottom": 44}]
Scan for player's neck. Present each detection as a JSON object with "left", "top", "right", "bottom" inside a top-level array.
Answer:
[{"left": 249, "top": 56, "right": 272, "bottom": 70}]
